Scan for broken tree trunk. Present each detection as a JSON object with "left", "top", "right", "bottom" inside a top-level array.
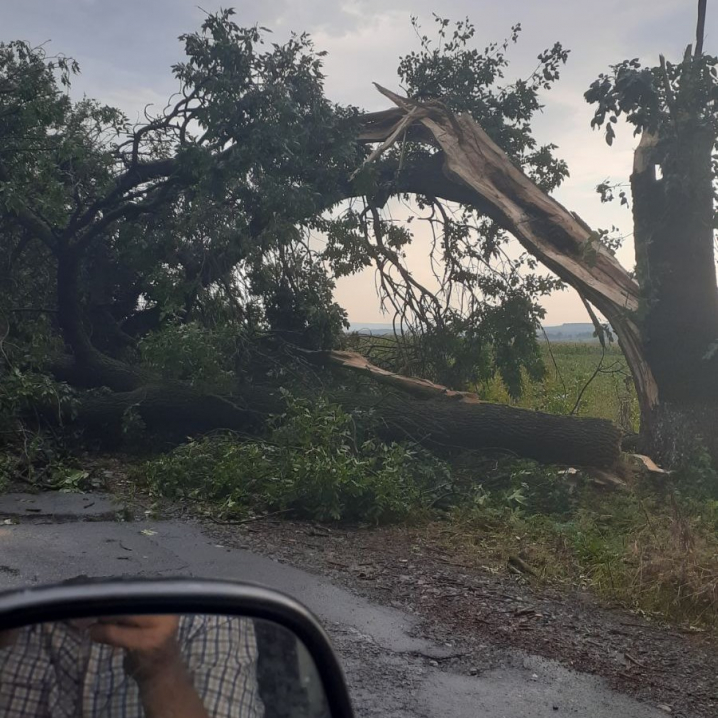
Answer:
[
  {"left": 630, "top": 126, "right": 718, "bottom": 461},
  {"left": 357, "top": 86, "right": 659, "bottom": 431},
  {"left": 312, "top": 350, "right": 622, "bottom": 467}
]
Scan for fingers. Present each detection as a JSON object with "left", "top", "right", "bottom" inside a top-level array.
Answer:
[
  {"left": 89, "top": 615, "right": 179, "bottom": 651},
  {"left": 89, "top": 622, "right": 138, "bottom": 648},
  {"left": 96, "top": 615, "right": 177, "bottom": 628}
]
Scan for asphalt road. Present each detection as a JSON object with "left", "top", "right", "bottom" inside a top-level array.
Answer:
[{"left": 0, "top": 492, "right": 663, "bottom": 718}]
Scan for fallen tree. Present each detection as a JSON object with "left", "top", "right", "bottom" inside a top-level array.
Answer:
[
  {"left": 54, "top": 348, "right": 621, "bottom": 467},
  {"left": 1, "top": 22, "right": 626, "bottom": 474},
  {"left": 4, "top": 10, "right": 714, "bottom": 481},
  {"left": 316, "top": 350, "right": 622, "bottom": 466}
]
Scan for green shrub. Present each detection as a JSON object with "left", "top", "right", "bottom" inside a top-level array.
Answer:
[
  {"left": 451, "top": 457, "right": 579, "bottom": 523},
  {"left": 142, "top": 394, "right": 453, "bottom": 523},
  {"left": 672, "top": 441, "right": 718, "bottom": 500},
  {"left": 0, "top": 368, "right": 79, "bottom": 489},
  {"left": 138, "top": 322, "right": 242, "bottom": 392},
  {"left": 0, "top": 453, "right": 13, "bottom": 493},
  {"left": 0, "top": 368, "right": 77, "bottom": 424}
]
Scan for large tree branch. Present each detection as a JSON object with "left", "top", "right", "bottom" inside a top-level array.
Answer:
[
  {"left": 75, "top": 180, "right": 177, "bottom": 251},
  {"left": 67, "top": 135, "right": 241, "bottom": 247},
  {"left": 363, "top": 85, "right": 641, "bottom": 311},
  {"left": 5, "top": 203, "right": 56, "bottom": 251},
  {"left": 66, "top": 158, "right": 179, "bottom": 241},
  {"left": 355, "top": 85, "right": 658, "bottom": 416}
]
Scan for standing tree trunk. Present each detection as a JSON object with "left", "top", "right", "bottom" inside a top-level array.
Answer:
[{"left": 631, "top": 126, "right": 718, "bottom": 461}]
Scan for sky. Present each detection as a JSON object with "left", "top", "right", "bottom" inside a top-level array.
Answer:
[{"left": 1, "top": 1, "right": 713, "bottom": 325}]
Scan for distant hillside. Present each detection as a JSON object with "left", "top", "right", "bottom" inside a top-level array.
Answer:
[
  {"left": 541, "top": 323, "right": 600, "bottom": 343},
  {"left": 348, "top": 322, "right": 396, "bottom": 335},
  {"left": 348, "top": 321, "right": 601, "bottom": 342}
]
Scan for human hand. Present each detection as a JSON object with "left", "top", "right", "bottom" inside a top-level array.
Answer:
[{"left": 90, "top": 615, "right": 181, "bottom": 683}]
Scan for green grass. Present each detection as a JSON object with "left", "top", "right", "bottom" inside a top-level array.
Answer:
[{"left": 478, "top": 342, "right": 638, "bottom": 430}]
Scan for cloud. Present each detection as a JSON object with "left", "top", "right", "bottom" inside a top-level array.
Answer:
[{"left": 313, "top": 11, "right": 417, "bottom": 108}]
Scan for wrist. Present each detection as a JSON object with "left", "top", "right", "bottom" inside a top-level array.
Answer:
[{"left": 127, "top": 641, "right": 184, "bottom": 686}]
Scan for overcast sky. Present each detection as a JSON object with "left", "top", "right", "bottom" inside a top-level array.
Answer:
[{"left": 2, "top": 1, "right": 713, "bottom": 325}]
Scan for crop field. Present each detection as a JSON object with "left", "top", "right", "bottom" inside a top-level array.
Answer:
[{"left": 480, "top": 342, "right": 638, "bottom": 430}]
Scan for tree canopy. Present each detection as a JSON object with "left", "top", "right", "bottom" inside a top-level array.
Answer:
[{"left": 1, "top": 10, "right": 575, "bottom": 401}]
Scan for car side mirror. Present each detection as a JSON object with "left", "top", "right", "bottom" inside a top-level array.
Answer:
[{"left": 0, "top": 577, "right": 354, "bottom": 718}]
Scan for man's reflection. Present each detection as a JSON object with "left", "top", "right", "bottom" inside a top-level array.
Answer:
[{"left": 0, "top": 615, "right": 263, "bottom": 717}]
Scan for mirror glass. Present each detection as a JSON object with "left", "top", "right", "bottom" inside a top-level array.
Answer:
[{"left": 0, "top": 614, "right": 329, "bottom": 718}]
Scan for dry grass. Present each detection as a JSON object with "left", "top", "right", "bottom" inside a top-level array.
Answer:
[
  {"left": 443, "top": 476, "right": 718, "bottom": 629},
  {"left": 622, "top": 501, "right": 718, "bottom": 626}
]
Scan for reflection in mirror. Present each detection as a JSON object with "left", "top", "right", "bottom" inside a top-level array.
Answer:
[{"left": 0, "top": 615, "right": 329, "bottom": 718}]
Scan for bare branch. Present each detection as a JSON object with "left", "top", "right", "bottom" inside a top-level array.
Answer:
[
  {"left": 580, "top": 295, "right": 609, "bottom": 349},
  {"left": 570, "top": 342, "right": 606, "bottom": 416}
]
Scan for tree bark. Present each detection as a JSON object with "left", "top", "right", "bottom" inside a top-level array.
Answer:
[
  {"left": 632, "top": 129, "right": 718, "bottom": 401},
  {"left": 346, "top": 392, "right": 621, "bottom": 467},
  {"left": 53, "top": 244, "right": 263, "bottom": 442},
  {"left": 69, "top": 382, "right": 260, "bottom": 439},
  {"left": 56, "top": 246, "right": 148, "bottom": 392},
  {"left": 631, "top": 127, "right": 718, "bottom": 461}
]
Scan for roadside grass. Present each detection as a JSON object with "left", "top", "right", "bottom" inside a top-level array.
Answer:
[
  {"left": 467, "top": 342, "right": 716, "bottom": 628},
  {"left": 444, "top": 474, "right": 718, "bottom": 629},
  {"left": 139, "top": 391, "right": 718, "bottom": 629}
]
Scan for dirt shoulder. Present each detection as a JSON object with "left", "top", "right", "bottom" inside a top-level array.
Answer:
[{"left": 201, "top": 517, "right": 716, "bottom": 718}]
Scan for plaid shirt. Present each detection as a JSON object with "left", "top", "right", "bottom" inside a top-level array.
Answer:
[{"left": 0, "top": 615, "right": 263, "bottom": 717}]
